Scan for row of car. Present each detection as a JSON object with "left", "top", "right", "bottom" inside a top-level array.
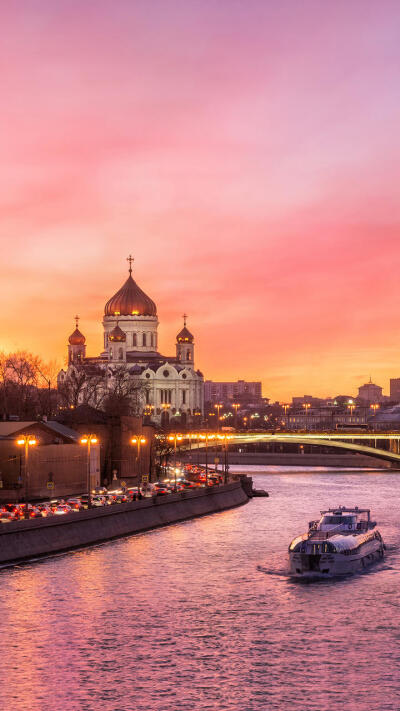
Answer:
[
  {"left": 0, "top": 474, "right": 223, "bottom": 522},
  {"left": 0, "top": 489, "right": 144, "bottom": 521}
]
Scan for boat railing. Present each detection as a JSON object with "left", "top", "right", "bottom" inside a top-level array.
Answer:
[{"left": 308, "top": 522, "right": 368, "bottom": 540}]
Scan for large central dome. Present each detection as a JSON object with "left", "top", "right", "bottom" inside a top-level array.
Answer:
[{"left": 104, "top": 267, "right": 157, "bottom": 317}]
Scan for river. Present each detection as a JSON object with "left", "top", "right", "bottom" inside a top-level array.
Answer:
[{"left": 0, "top": 467, "right": 399, "bottom": 711}]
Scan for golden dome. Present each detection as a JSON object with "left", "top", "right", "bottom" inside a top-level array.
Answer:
[
  {"left": 104, "top": 264, "right": 157, "bottom": 317},
  {"left": 108, "top": 324, "right": 126, "bottom": 342}
]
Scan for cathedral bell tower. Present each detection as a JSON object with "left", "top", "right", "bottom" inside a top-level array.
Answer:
[
  {"left": 68, "top": 316, "right": 86, "bottom": 365},
  {"left": 108, "top": 323, "right": 127, "bottom": 362},
  {"left": 176, "top": 314, "right": 195, "bottom": 368}
]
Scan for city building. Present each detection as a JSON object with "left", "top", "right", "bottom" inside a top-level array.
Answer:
[
  {"left": 58, "top": 258, "right": 204, "bottom": 427},
  {"left": 0, "top": 420, "right": 100, "bottom": 501},
  {"left": 204, "top": 380, "right": 263, "bottom": 406},
  {"left": 390, "top": 378, "right": 400, "bottom": 402},
  {"left": 357, "top": 379, "right": 384, "bottom": 404}
]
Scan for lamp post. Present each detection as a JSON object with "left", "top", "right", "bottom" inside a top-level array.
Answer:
[
  {"left": 144, "top": 405, "right": 154, "bottom": 422},
  {"left": 168, "top": 433, "right": 183, "bottom": 490},
  {"left": 232, "top": 403, "right": 240, "bottom": 429},
  {"left": 214, "top": 403, "right": 223, "bottom": 431},
  {"left": 302, "top": 403, "right": 311, "bottom": 430},
  {"left": 282, "top": 404, "right": 289, "bottom": 430},
  {"left": 347, "top": 402, "right": 356, "bottom": 425},
  {"left": 199, "top": 433, "right": 216, "bottom": 486},
  {"left": 80, "top": 434, "right": 98, "bottom": 508},
  {"left": 16, "top": 434, "right": 37, "bottom": 517},
  {"left": 370, "top": 403, "right": 380, "bottom": 433},
  {"left": 217, "top": 434, "right": 234, "bottom": 484},
  {"left": 161, "top": 402, "right": 171, "bottom": 427},
  {"left": 131, "top": 436, "right": 147, "bottom": 490}
]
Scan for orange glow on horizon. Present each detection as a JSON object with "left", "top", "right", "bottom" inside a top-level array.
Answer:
[{"left": 1, "top": 3, "right": 400, "bottom": 401}]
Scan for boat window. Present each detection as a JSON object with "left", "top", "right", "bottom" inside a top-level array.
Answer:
[{"left": 322, "top": 515, "right": 355, "bottom": 525}]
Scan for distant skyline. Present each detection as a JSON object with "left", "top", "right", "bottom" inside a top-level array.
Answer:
[{"left": 1, "top": 1, "right": 400, "bottom": 400}]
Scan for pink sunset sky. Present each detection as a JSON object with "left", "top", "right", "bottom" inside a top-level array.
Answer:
[{"left": 1, "top": 1, "right": 400, "bottom": 401}]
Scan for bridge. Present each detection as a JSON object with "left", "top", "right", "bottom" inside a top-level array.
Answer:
[{"left": 181, "top": 432, "right": 400, "bottom": 466}]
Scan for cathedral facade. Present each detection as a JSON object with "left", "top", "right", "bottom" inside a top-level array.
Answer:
[{"left": 58, "top": 259, "right": 204, "bottom": 426}]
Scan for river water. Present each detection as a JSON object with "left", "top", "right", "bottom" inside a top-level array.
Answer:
[{"left": 0, "top": 467, "right": 399, "bottom": 711}]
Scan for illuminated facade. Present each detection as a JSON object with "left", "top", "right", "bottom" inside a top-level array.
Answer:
[{"left": 58, "top": 258, "right": 204, "bottom": 425}]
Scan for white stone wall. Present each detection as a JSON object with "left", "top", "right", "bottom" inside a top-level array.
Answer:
[
  {"left": 102, "top": 315, "right": 159, "bottom": 353},
  {"left": 141, "top": 363, "right": 203, "bottom": 419}
]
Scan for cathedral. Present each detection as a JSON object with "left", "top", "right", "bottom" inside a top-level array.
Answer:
[{"left": 58, "top": 257, "right": 204, "bottom": 426}]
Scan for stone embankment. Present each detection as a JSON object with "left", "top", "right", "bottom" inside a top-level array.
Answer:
[{"left": 0, "top": 479, "right": 251, "bottom": 566}]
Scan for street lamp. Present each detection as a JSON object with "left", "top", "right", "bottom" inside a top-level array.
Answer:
[
  {"left": 199, "top": 433, "right": 216, "bottom": 486},
  {"left": 232, "top": 403, "right": 240, "bottom": 429},
  {"left": 131, "top": 436, "right": 147, "bottom": 490},
  {"left": 214, "top": 403, "right": 223, "bottom": 430},
  {"left": 168, "top": 434, "right": 183, "bottom": 489},
  {"left": 16, "top": 435, "right": 37, "bottom": 517},
  {"left": 217, "top": 433, "right": 234, "bottom": 484},
  {"left": 370, "top": 403, "right": 380, "bottom": 416},
  {"left": 347, "top": 402, "right": 356, "bottom": 423},
  {"left": 302, "top": 403, "right": 311, "bottom": 430},
  {"left": 282, "top": 404, "right": 290, "bottom": 430},
  {"left": 144, "top": 405, "right": 154, "bottom": 420},
  {"left": 80, "top": 434, "right": 98, "bottom": 508},
  {"left": 161, "top": 402, "right": 171, "bottom": 427}
]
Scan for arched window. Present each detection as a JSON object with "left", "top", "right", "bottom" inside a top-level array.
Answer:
[
  {"left": 151, "top": 333, "right": 154, "bottom": 348},
  {"left": 143, "top": 333, "right": 147, "bottom": 347},
  {"left": 132, "top": 333, "right": 137, "bottom": 346},
  {"left": 118, "top": 348, "right": 123, "bottom": 360},
  {"left": 187, "top": 350, "right": 192, "bottom": 361}
]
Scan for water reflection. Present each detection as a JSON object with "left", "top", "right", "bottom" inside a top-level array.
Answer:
[{"left": 0, "top": 469, "right": 399, "bottom": 710}]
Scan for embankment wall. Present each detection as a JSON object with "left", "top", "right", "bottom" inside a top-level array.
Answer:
[{"left": 0, "top": 480, "right": 249, "bottom": 565}]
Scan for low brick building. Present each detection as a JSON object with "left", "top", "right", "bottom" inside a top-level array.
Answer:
[{"left": 0, "top": 420, "right": 100, "bottom": 502}]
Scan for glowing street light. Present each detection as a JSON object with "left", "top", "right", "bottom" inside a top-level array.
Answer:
[
  {"left": 214, "top": 403, "right": 223, "bottom": 430},
  {"left": 168, "top": 434, "right": 183, "bottom": 489},
  {"left": 232, "top": 402, "right": 240, "bottom": 429},
  {"left": 16, "top": 434, "right": 37, "bottom": 518},
  {"left": 131, "top": 436, "right": 147, "bottom": 488},
  {"left": 347, "top": 402, "right": 356, "bottom": 417},
  {"left": 302, "top": 403, "right": 311, "bottom": 430},
  {"left": 199, "top": 433, "right": 216, "bottom": 485},
  {"left": 370, "top": 403, "right": 380, "bottom": 416},
  {"left": 80, "top": 434, "right": 98, "bottom": 508},
  {"left": 217, "top": 433, "right": 234, "bottom": 483}
]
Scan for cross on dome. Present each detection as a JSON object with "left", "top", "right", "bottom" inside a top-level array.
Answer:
[
  {"left": 127, "top": 254, "right": 134, "bottom": 275},
  {"left": 177, "top": 313, "right": 194, "bottom": 343},
  {"left": 75, "top": 315, "right": 80, "bottom": 328}
]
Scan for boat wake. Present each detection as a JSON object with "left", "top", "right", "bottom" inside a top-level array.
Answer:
[{"left": 256, "top": 564, "right": 290, "bottom": 578}]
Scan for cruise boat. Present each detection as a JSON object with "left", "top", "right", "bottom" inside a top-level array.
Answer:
[{"left": 289, "top": 507, "right": 385, "bottom": 578}]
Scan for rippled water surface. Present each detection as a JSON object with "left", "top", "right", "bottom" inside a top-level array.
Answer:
[{"left": 1, "top": 468, "right": 399, "bottom": 711}]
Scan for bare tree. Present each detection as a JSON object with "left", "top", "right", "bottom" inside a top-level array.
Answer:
[
  {"left": 103, "top": 366, "right": 147, "bottom": 417},
  {"left": 0, "top": 351, "right": 42, "bottom": 419},
  {"left": 58, "top": 365, "right": 107, "bottom": 410}
]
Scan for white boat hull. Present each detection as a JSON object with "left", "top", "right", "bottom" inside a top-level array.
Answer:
[{"left": 289, "top": 538, "right": 384, "bottom": 578}]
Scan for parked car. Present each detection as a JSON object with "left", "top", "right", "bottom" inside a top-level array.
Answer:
[
  {"left": 53, "top": 504, "right": 72, "bottom": 515},
  {"left": 67, "top": 498, "right": 83, "bottom": 511},
  {"left": 0, "top": 512, "right": 17, "bottom": 522}
]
